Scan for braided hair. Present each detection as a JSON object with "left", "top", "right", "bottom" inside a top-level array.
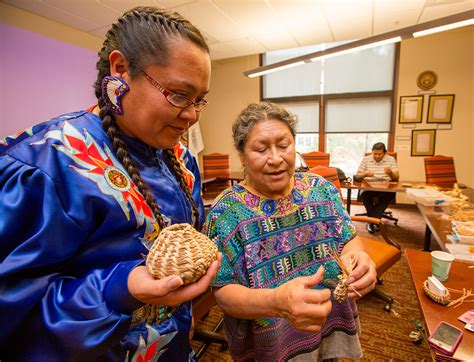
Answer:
[{"left": 94, "top": 6, "right": 207, "bottom": 229}]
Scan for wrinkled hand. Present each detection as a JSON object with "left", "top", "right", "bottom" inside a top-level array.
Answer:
[
  {"left": 274, "top": 266, "right": 332, "bottom": 333},
  {"left": 341, "top": 251, "right": 376, "bottom": 300},
  {"left": 128, "top": 253, "right": 222, "bottom": 306}
]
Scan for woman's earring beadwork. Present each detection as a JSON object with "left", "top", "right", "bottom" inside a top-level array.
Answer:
[{"left": 101, "top": 76, "right": 129, "bottom": 115}]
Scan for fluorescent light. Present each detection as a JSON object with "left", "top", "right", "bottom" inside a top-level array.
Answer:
[
  {"left": 413, "top": 19, "right": 474, "bottom": 38},
  {"left": 247, "top": 61, "right": 306, "bottom": 78},
  {"left": 310, "top": 36, "right": 402, "bottom": 62},
  {"left": 243, "top": 10, "right": 473, "bottom": 78}
]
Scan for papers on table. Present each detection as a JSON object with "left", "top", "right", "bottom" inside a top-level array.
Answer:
[
  {"left": 445, "top": 239, "right": 474, "bottom": 262},
  {"left": 406, "top": 188, "right": 456, "bottom": 206}
]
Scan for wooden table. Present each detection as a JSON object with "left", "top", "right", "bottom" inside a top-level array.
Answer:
[
  {"left": 405, "top": 249, "right": 474, "bottom": 361},
  {"left": 341, "top": 180, "right": 425, "bottom": 214},
  {"left": 216, "top": 171, "right": 244, "bottom": 185},
  {"left": 416, "top": 187, "right": 474, "bottom": 251}
]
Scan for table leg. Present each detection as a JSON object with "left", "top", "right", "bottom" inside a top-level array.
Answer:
[
  {"left": 423, "top": 225, "right": 432, "bottom": 251},
  {"left": 346, "top": 189, "right": 352, "bottom": 214}
]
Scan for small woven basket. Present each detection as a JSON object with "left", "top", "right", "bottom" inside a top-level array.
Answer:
[
  {"left": 146, "top": 223, "right": 218, "bottom": 285},
  {"left": 422, "top": 279, "right": 451, "bottom": 305}
]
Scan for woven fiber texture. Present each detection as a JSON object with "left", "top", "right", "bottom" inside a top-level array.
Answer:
[
  {"left": 423, "top": 279, "right": 451, "bottom": 305},
  {"left": 146, "top": 223, "right": 218, "bottom": 284}
]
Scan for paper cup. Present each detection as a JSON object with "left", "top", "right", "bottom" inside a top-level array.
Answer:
[{"left": 431, "top": 251, "right": 455, "bottom": 282}]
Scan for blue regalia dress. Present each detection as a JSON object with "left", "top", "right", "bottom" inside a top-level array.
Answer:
[{"left": 0, "top": 110, "right": 205, "bottom": 361}]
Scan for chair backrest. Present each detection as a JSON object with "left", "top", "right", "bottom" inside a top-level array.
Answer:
[
  {"left": 202, "top": 153, "right": 230, "bottom": 179},
  {"left": 308, "top": 166, "right": 342, "bottom": 197},
  {"left": 302, "top": 151, "right": 330, "bottom": 168},
  {"left": 202, "top": 153, "right": 231, "bottom": 198},
  {"left": 424, "top": 155, "right": 457, "bottom": 188}
]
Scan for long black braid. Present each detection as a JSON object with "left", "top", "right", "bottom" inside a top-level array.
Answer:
[{"left": 94, "top": 6, "right": 209, "bottom": 230}]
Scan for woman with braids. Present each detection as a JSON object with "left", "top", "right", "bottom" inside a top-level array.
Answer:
[
  {"left": 204, "top": 102, "right": 376, "bottom": 361},
  {"left": 0, "top": 6, "right": 220, "bottom": 361}
]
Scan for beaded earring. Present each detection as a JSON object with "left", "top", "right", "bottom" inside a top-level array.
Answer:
[{"left": 101, "top": 76, "right": 129, "bottom": 115}]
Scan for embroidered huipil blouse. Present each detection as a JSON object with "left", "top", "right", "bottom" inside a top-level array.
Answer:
[{"left": 204, "top": 173, "right": 362, "bottom": 361}]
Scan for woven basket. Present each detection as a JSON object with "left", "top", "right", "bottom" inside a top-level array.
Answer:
[
  {"left": 422, "top": 279, "right": 451, "bottom": 305},
  {"left": 146, "top": 223, "right": 218, "bottom": 285}
]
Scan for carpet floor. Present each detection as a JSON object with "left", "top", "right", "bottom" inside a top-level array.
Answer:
[{"left": 192, "top": 204, "right": 439, "bottom": 361}]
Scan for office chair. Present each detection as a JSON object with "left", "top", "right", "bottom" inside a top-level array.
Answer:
[
  {"left": 192, "top": 288, "right": 228, "bottom": 359},
  {"left": 202, "top": 153, "right": 231, "bottom": 199},
  {"left": 309, "top": 166, "right": 402, "bottom": 312},
  {"left": 355, "top": 152, "right": 399, "bottom": 225},
  {"left": 424, "top": 155, "right": 457, "bottom": 188},
  {"left": 301, "top": 151, "right": 330, "bottom": 168}
]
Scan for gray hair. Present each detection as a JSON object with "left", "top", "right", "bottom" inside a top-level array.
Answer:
[{"left": 232, "top": 102, "right": 298, "bottom": 153}]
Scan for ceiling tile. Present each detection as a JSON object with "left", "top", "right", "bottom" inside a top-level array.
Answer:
[
  {"left": 210, "top": 37, "right": 266, "bottom": 60},
  {"left": 43, "top": 0, "right": 120, "bottom": 29},
  {"left": 321, "top": 0, "right": 373, "bottom": 40},
  {"left": 88, "top": 25, "right": 109, "bottom": 38},
  {"left": 254, "top": 30, "right": 299, "bottom": 50},
  {"left": 98, "top": 0, "right": 160, "bottom": 16},
  {"left": 213, "top": 0, "right": 283, "bottom": 37},
  {"left": 419, "top": 1, "right": 474, "bottom": 22},
  {"left": 374, "top": 0, "right": 425, "bottom": 34},
  {"left": 181, "top": 1, "right": 247, "bottom": 42},
  {"left": 3, "top": 0, "right": 99, "bottom": 31},
  {"left": 2, "top": 0, "right": 471, "bottom": 61},
  {"left": 268, "top": 0, "right": 334, "bottom": 45}
]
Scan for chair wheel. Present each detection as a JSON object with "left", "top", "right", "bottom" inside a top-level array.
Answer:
[{"left": 384, "top": 303, "right": 392, "bottom": 312}]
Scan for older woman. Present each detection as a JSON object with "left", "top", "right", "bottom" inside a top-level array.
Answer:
[{"left": 204, "top": 102, "right": 376, "bottom": 361}]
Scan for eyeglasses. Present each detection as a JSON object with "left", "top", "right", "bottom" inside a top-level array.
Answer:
[{"left": 142, "top": 71, "right": 208, "bottom": 111}]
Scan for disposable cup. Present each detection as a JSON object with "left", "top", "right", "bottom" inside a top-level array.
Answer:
[{"left": 431, "top": 251, "right": 455, "bottom": 282}]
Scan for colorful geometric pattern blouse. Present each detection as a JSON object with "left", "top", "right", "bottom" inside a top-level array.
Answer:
[{"left": 204, "top": 172, "right": 361, "bottom": 361}]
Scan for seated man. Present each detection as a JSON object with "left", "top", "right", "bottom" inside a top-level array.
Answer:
[{"left": 356, "top": 142, "right": 399, "bottom": 233}]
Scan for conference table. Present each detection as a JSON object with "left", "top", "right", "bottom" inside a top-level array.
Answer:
[
  {"left": 417, "top": 187, "right": 474, "bottom": 251},
  {"left": 405, "top": 249, "right": 474, "bottom": 361},
  {"left": 340, "top": 180, "right": 425, "bottom": 214}
]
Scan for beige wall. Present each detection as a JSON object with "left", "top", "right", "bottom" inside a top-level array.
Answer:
[
  {"left": 0, "top": 2, "right": 102, "bottom": 51},
  {"left": 200, "top": 55, "right": 260, "bottom": 170},
  {"left": 394, "top": 26, "right": 473, "bottom": 190},
  {"left": 204, "top": 27, "right": 474, "bottom": 194}
]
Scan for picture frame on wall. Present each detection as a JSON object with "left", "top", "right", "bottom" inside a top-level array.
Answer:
[
  {"left": 427, "top": 94, "right": 455, "bottom": 124},
  {"left": 399, "top": 95, "right": 423, "bottom": 124},
  {"left": 411, "top": 129, "right": 436, "bottom": 156}
]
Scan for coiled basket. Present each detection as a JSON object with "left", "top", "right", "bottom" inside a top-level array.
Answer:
[{"left": 146, "top": 223, "right": 218, "bottom": 284}]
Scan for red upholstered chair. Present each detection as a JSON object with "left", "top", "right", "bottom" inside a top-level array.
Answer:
[
  {"left": 301, "top": 151, "right": 330, "bottom": 168},
  {"left": 424, "top": 155, "right": 457, "bottom": 188},
  {"left": 202, "top": 153, "right": 231, "bottom": 199},
  {"left": 309, "top": 166, "right": 402, "bottom": 312}
]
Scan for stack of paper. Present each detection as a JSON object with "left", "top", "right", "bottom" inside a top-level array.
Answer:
[
  {"left": 406, "top": 188, "right": 456, "bottom": 206},
  {"left": 445, "top": 242, "right": 474, "bottom": 262}
]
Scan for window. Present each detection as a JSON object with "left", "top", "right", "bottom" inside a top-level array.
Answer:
[
  {"left": 325, "top": 98, "right": 391, "bottom": 176},
  {"left": 279, "top": 101, "right": 319, "bottom": 152},
  {"left": 262, "top": 43, "right": 397, "bottom": 177},
  {"left": 263, "top": 45, "right": 323, "bottom": 99}
]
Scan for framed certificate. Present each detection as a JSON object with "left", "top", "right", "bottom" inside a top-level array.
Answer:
[
  {"left": 427, "top": 94, "right": 455, "bottom": 124},
  {"left": 399, "top": 95, "right": 423, "bottom": 124},
  {"left": 411, "top": 129, "right": 436, "bottom": 156}
]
